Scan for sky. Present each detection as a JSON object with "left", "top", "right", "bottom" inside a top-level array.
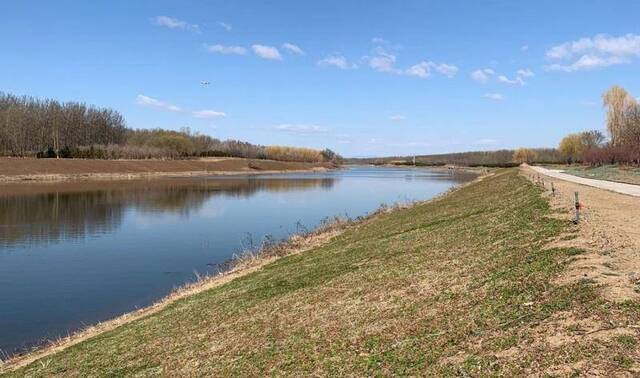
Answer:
[{"left": 2, "top": 1, "right": 640, "bottom": 157}]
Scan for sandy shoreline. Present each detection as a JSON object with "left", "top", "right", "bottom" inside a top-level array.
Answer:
[{"left": 0, "top": 157, "right": 334, "bottom": 183}]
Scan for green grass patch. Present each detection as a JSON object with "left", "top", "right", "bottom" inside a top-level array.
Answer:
[{"left": 5, "top": 169, "right": 638, "bottom": 376}]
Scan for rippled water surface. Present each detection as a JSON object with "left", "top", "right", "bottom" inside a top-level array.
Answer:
[{"left": 0, "top": 166, "right": 475, "bottom": 354}]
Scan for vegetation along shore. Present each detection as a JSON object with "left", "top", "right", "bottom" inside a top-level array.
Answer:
[{"left": 3, "top": 168, "right": 639, "bottom": 376}]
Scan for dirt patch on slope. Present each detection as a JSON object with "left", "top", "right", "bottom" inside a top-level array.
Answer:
[{"left": 522, "top": 166, "right": 640, "bottom": 302}]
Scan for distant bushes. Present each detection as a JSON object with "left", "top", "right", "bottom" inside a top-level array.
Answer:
[
  {"left": 583, "top": 144, "right": 640, "bottom": 166},
  {"left": 349, "top": 148, "right": 564, "bottom": 167},
  {"left": 0, "top": 92, "right": 342, "bottom": 163},
  {"left": 264, "top": 146, "right": 324, "bottom": 163},
  {"left": 31, "top": 130, "right": 342, "bottom": 163}
]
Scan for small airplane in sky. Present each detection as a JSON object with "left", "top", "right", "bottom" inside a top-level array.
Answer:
[{"left": 200, "top": 81, "right": 210, "bottom": 86}]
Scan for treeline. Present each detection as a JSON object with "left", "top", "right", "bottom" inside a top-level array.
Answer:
[
  {"left": 0, "top": 93, "right": 126, "bottom": 156},
  {"left": 0, "top": 93, "right": 341, "bottom": 163},
  {"left": 558, "top": 85, "right": 640, "bottom": 166},
  {"left": 349, "top": 148, "right": 564, "bottom": 167}
]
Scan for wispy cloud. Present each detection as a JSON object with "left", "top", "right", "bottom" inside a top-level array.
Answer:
[
  {"left": 473, "top": 68, "right": 530, "bottom": 85},
  {"left": 366, "top": 47, "right": 457, "bottom": 79},
  {"left": 370, "top": 53, "right": 401, "bottom": 74},
  {"left": 405, "top": 61, "right": 431, "bottom": 78},
  {"left": 282, "top": 43, "right": 304, "bottom": 55},
  {"left": 217, "top": 22, "right": 232, "bottom": 31},
  {"left": 252, "top": 44, "right": 282, "bottom": 60},
  {"left": 483, "top": 93, "right": 505, "bottom": 101},
  {"left": 274, "top": 124, "right": 328, "bottom": 134},
  {"left": 497, "top": 75, "right": 525, "bottom": 86},
  {"left": 205, "top": 44, "right": 247, "bottom": 55},
  {"left": 434, "top": 63, "right": 458, "bottom": 78},
  {"left": 154, "top": 16, "right": 200, "bottom": 33},
  {"left": 389, "top": 115, "right": 406, "bottom": 121},
  {"left": 135, "top": 94, "right": 182, "bottom": 112},
  {"left": 192, "top": 110, "right": 226, "bottom": 119},
  {"left": 136, "top": 95, "right": 226, "bottom": 119},
  {"left": 517, "top": 68, "right": 535, "bottom": 77},
  {"left": 545, "top": 33, "right": 640, "bottom": 72},
  {"left": 470, "top": 68, "right": 495, "bottom": 83},
  {"left": 474, "top": 138, "right": 498, "bottom": 145},
  {"left": 521, "top": 45, "right": 529, "bottom": 52},
  {"left": 317, "top": 55, "right": 356, "bottom": 69},
  {"left": 371, "top": 37, "right": 388, "bottom": 44}
]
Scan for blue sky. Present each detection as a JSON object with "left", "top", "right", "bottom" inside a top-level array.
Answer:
[{"left": 2, "top": 1, "right": 640, "bottom": 157}]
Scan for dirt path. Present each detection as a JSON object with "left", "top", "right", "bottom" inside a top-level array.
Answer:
[
  {"left": 0, "top": 157, "right": 333, "bottom": 182},
  {"left": 529, "top": 165, "right": 640, "bottom": 197},
  {"left": 521, "top": 165, "right": 640, "bottom": 302}
]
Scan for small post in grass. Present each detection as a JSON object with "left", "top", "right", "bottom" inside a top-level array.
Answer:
[
  {"left": 573, "top": 191, "right": 580, "bottom": 224},
  {"left": 551, "top": 182, "right": 555, "bottom": 196}
]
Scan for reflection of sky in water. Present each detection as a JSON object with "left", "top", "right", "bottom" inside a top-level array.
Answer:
[{"left": 0, "top": 167, "right": 474, "bottom": 354}]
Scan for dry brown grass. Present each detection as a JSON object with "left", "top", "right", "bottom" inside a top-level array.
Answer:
[
  {"left": 4, "top": 170, "right": 640, "bottom": 376},
  {"left": 0, "top": 157, "right": 332, "bottom": 182}
]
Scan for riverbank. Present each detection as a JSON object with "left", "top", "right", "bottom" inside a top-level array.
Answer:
[
  {"left": 0, "top": 157, "right": 334, "bottom": 182},
  {"left": 3, "top": 169, "right": 640, "bottom": 376}
]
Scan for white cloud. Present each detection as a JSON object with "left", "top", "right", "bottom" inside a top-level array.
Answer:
[
  {"left": 516, "top": 68, "right": 535, "bottom": 77},
  {"left": 546, "top": 55, "right": 628, "bottom": 72},
  {"left": 317, "top": 55, "right": 355, "bottom": 69},
  {"left": 136, "top": 95, "right": 227, "bottom": 120},
  {"left": 192, "top": 110, "right": 226, "bottom": 119},
  {"left": 135, "top": 94, "right": 183, "bottom": 112},
  {"left": 390, "top": 115, "right": 406, "bottom": 121},
  {"left": 217, "top": 22, "right": 232, "bottom": 31},
  {"left": 369, "top": 52, "right": 401, "bottom": 74},
  {"left": 470, "top": 68, "right": 495, "bottom": 83},
  {"left": 372, "top": 37, "right": 388, "bottom": 44},
  {"left": 274, "top": 124, "right": 328, "bottom": 134},
  {"left": 483, "top": 93, "right": 504, "bottom": 101},
  {"left": 521, "top": 45, "right": 529, "bottom": 52},
  {"left": 281, "top": 43, "right": 304, "bottom": 55},
  {"left": 498, "top": 75, "right": 526, "bottom": 86},
  {"left": 205, "top": 44, "right": 247, "bottom": 55},
  {"left": 434, "top": 63, "right": 458, "bottom": 78},
  {"left": 154, "top": 16, "right": 199, "bottom": 32},
  {"left": 252, "top": 44, "right": 282, "bottom": 60},
  {"left": 545, "top": 33, "right": 640, "bottom": 72},
  {"left": 405, "top": 61, "right": 431, "bottom": 78},
  {"left": 366, "top": 48, "right": 456, "bottom": 79}
]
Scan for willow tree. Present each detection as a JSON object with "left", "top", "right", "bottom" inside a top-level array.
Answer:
[
  {"left": 602, "top": 85, "right": 636, "bottom": 146},
  {"left": 512, "top": 148, "right": 538, "bottom": 164}
]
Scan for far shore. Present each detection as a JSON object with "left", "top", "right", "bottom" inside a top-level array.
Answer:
[{"left": 0, "top": 157, "right": 336, "bottom": 183}]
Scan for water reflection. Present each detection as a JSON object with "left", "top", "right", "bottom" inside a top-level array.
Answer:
[
  {"left": 0, "top": 167, "right": 475, "bottom": 355},
  {"left": 0, "top": 177, "right": 336, "bottom": 248}
]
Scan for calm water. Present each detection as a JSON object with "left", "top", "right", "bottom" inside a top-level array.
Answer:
[{"left": 0, "top": 167, "right": 474, "bottom": 354}]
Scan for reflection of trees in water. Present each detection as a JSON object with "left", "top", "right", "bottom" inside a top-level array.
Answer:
[{"left": 0, "top": 177, "right": 335, "bottom": 248}]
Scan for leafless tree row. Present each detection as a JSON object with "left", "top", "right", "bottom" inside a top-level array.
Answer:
[
  {"left": 0, "top": 92, "right": 127, "bottom": 157},
  {"left": 351, "top": 148, "right": 565, "bottom": 167},
  {"left": 0, "top": 93, "right": 342, "bottom": 163}
]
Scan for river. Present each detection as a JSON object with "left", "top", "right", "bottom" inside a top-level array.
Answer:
[{"left": 0, "top": 166, "right": 475, "bottom": 354}]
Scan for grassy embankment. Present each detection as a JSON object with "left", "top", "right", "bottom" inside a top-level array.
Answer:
[
  {"left": 548, "top": 164, "right": 640, "bottom": 185},
  {"left": 4, "top": 169, "right": 640, "bottom": 375}
]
